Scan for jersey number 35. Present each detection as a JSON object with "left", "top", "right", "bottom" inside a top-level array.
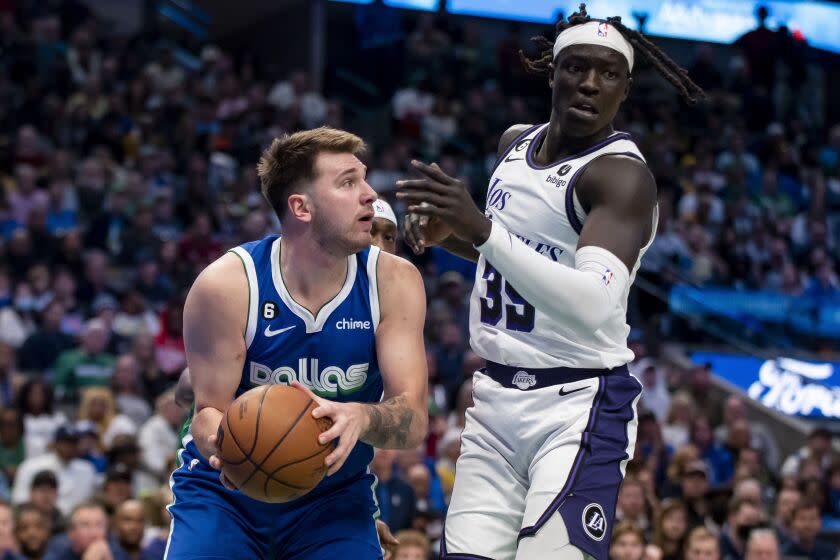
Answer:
[{"left": 479, "top": 262, "right": 536, "bottom": 332}]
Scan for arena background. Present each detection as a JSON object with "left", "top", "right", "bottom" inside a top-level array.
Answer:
[{"left": 0, "top": 0, "right": 839, "bottom": 558}]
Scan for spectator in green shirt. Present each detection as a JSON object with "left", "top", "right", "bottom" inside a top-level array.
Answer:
[{"left": 52, "top": 318, "right": 115, "bottom": 403}]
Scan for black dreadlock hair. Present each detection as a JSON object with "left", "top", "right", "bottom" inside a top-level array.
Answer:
[{"left": 520, "top": 3, "right": 706, "bottom": 105}]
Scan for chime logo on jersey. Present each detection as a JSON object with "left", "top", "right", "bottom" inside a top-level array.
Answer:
[
  {"left": 249, "top": 359, "right": 368, "bottom": 396},
  {"left": 582, "top": 503, "right": 607, "bottom": 541},
  {"left": 512, "top": 371, "right": 536, "bottom": 390}
]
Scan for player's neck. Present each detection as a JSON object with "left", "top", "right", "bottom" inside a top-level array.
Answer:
[
  {"left": 278, "top": 234, "right": 348, "bottom": 306},
  {"left": 537, "top": 118, "right": 615, "bottom": 164}
]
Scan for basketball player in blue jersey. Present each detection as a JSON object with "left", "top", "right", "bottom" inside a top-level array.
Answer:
[
  {"left": 165, "top": 127, "right": 428, "bottom": 559},
  {"left": 399, "top": 5, "right": 704, "bottom": 559}
]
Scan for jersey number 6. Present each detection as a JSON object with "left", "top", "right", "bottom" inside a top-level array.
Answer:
[{"left": 479, "top": 262, "right": 535, "bottom": 332}]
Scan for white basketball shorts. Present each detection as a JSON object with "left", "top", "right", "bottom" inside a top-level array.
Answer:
[{"left": 441, "top": 362, "right": 642, "bottom": 560}]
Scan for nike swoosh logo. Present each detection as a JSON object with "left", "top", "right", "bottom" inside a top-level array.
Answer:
[
  {"left": 264, "top": 325, "right": 295, "bottom": 337},
  {"left": 505, "top": 155, "right": 524, "bottom": 162},
  {"left": 558, "top": 386, "right": 588, "bottom": 397}
]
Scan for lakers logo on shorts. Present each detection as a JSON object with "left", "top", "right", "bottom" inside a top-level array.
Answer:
[
  {"left": 582, "top": 503, "right": 607, "bottom": 541},
  {"left": 512, "top": 371, "right": 536, "bottom": 390}
]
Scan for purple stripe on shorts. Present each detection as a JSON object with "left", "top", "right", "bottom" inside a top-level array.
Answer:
[{"left": 518, "top": 376, "right": 606, "bottom": 539}]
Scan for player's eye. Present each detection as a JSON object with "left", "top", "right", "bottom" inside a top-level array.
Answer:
[
  {"left": 604, "top": 71, "right": 618, "bottom": 80},
  {"left": 567, "top": 63, "right": 583, "bottom": 73},
  {"left": 385, "top": 235, "right": 395, "bottom": 242}
]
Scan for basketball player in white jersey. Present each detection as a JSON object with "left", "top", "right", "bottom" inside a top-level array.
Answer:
[{"left": 399, "top": 5, "right": 704, "bottom": 559}]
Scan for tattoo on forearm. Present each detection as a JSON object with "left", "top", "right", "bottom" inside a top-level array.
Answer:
[{"left": 361, "top": 395, "right": 417, "bottom": 449}]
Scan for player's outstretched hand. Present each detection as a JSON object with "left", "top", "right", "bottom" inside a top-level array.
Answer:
[
  {"left": 292, "top": 381, "right": 366, "bottom": 477},
  {"left": 397, "top": 160, "right": 491, "bottom": 247},
  {"left": 377, "top": 519, "right": 399, "bottom": 559},
  {"left": 206, "top": 432, "right": 238, "bottom": 491}
]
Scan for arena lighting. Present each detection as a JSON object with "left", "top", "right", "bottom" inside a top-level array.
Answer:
[
  {"left": 331, "top": 0, "right": 840, "bottom": 54},
  {"left": 330, "top": 0, "right": 439, "bottom": 11}
]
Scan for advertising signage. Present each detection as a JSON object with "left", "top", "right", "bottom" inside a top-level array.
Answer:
[{"left": 692, "top": 352, "right": 840, "bottom": 420}]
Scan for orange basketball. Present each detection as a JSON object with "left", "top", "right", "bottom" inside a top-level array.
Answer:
[{"left": 216, "top": 385, "right": 334, "bottom": 503}]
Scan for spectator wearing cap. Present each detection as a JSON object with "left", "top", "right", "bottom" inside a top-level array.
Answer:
[
  {"left": 719, "top": 496, "right": 765, "bottom": 560},
  {"left": 11, "top": 425, "right": 96, "bottom": 516},
  {"left": 25, "top": 470, "right": 65, "bottom": 536},
  {"left": 681, "top": 460, "right": 711, "bottom": 528},
  {"left": 137, "top": 390, "right": 183, "bottom": 482},
  {"left": 53, "top": 319, "right": 115, "bottom": 403},
  {"left": 780, "top": 500, "right": 838, "bottom": 560},
  {"left": 780, "top": 427, "right": 833, "bottom": 479},
  {"left": 74, "top": 421, "right": 105, "bottom": 474},
  {"left": 101, "top": 465, "right": 133, "bottom": 518}
]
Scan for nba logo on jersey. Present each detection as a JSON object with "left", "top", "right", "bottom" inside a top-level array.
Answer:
[
  {"left": 602, "top": 269, "right": 614, "bottom": 286},
  {"left": 597, "top": 22, "right": 609, "bottom": 37},
  {"left": 582, "top": 503, "right": 607, "bottom": 541},
  {"left": 512, "top": 371, "right": 536, "bottom": 390}
]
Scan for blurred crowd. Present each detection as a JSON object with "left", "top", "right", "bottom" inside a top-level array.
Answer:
[{"left": 0, "top": 1, "right": 838, "bottom": 559}]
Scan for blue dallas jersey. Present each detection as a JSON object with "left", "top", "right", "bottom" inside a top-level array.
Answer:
[{"left": 227, "top": 234, "right": 384, "bottom": 489}]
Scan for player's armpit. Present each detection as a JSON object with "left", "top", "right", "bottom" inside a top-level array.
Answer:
[
  {"left": 183, "top": 252, "right": 248, "bottom": 460},
  {"left": 574, "top": 155, "right": 657, "bottom": 271},
  {"left": 364, "top": 253, "right": 429, "bottom": 449}
]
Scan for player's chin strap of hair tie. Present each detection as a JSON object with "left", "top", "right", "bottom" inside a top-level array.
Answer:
[{"left": 553, "top": 20, "right": 634, "bottom": 72}]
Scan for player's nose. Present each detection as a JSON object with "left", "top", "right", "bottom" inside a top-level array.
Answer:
[
  {"left": 579, "top": 69, "right": 600, "bottom": 95},
  {"left": 360, "top": 179, "right": 377, "bottom": 205}
]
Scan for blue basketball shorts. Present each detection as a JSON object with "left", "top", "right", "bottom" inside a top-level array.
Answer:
[{"left": 164, "top": 439, "right": 382, "bottom": 559}]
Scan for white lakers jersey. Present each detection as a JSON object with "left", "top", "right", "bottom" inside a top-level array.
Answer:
[{"left": 469, "top": 123, "right": 659, "bottom": 369}]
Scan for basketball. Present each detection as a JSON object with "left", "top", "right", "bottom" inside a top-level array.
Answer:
[{"left": 216, "top": 385, "right": 334, "bottom": 503}]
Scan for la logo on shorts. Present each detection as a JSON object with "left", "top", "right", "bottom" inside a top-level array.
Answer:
[
  {"left": 512, "top": 371, "right": 536, "bottom": 390},
  {"left": 582, "top": 503, "right": 607, "bottom": 541}
]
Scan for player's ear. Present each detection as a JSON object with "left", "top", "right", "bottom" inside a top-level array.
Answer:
[
  {"left": 548, "top": 62, "right": 555, "bottom": 89},
  {"left": 287, "top": 193, "right": 312, "bottom": 223},
  {"left": 622, "top": 76, "right": 633, "bottom": 101}
]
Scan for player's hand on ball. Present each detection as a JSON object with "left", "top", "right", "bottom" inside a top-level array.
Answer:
[
  {"left": 292, "top": 381, "right": 364, "bottom": 477},
  {"left": 377, "top": 519, "right": 399, "bottom": 559},
  {"left": 403, "top": 207, "right": 453, "bottom": 255},
  {"left": 397, "top": 160, "right": 491, "bottom": 247},
  {"left": 206, "top": 432, "right": 238, "bottom": 491}
]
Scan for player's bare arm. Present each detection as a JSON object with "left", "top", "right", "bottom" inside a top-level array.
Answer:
[
  {"left": 183, "top": 252, "right": 248, "bottom": 488},
  {"left": 361, "top": 252, "right": 428, "bottom": 448},
  {"left": 574, "top": 155, "right": 657, "bottom": 270}
]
